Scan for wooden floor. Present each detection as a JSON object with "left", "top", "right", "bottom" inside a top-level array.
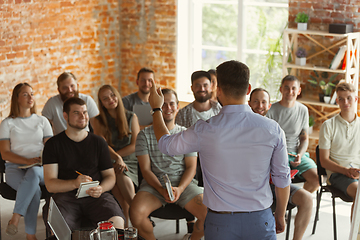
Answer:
[{"left": 0, "top": 184, "right": 354, "bottom": 240}]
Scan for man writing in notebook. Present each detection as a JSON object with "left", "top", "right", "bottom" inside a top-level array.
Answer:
[
  {"left": 149, "top": 60, "right": 290, "bottom": 240},
  {"left": 249, "top": 88, "right": 313, "bottom": 240},
  {"left": 43, "top": 97, "right": 124, "bottom": 230}
]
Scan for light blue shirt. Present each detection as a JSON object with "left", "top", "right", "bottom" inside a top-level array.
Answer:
[{"left": 158, "top": 104, "right": 290, "bottom": 212}]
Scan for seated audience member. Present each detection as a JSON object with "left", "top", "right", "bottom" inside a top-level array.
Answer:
[
  {"left": 122, "top": 68, "right": 154, "bottom": 111},
  {"left": 0, "top": 83, "right": 53, "bottom": 240},
  {"left": 319, "top": 82, "right": 360, "bottom": 220},
  {"left": 42, "top": 72, "right": 99, "bottom": 135},
  {"left": 249, "top": 88, "right": 313, "bottom": 240},
  {"left": 93, "top": 85, "right": 140, "bottom": 227},
  {"left": 176, "top": 70, "right": 221, "bottom": 128},
  {"left": 43, "top": 97, "right": 124, "bottom": 230},
  {"left": 122, "top": 68, "right": 155, "bottom": 129},
  {"left": 130, "top": 89, "right": 206, "bottom": 240},
  {"left": 208, "top": 69, "right": 218, "bottom": 101},
  {"left": 267, "top": 75, "right": 319, "bottom": 193}
]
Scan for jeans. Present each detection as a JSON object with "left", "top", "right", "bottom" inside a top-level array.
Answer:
[
  {"left": 5, "top": 162, "right": 44, "bottom": 235},
  {"left": 204, "top": 207, "right": 276, "bottom": 240}
]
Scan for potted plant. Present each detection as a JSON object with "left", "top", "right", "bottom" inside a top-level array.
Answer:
[
  {"left": 308, "top": 71, "right": 338, "bottom": 103},
  {"left": 295, "top": 12, "right": 309, "bottom": 31},
  {"left": 309, "top": 115, "right": 314, "bottom": 134},
  {"left": 295, "top": 47, "right": 307, "bottom": 66}
]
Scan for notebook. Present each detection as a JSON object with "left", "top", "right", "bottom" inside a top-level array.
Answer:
[{"left": 133, "top": 104, "right": 153, "bottom": 126}]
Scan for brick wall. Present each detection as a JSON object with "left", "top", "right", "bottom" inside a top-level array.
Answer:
[
  {"left": 119, "top": 0, "right": 177, "bottom": 97},
  {"left": 0, "top": 0, "right": 122, "bottom": 120},
  {"left": 0, "top": 0, "right": 177, "bottom": 121},
  {"left": 289, "top": 0, "right": 360, "bottom": 159}
]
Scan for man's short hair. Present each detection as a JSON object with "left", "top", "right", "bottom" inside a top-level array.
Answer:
[
  {"left": 208, "top": 69, "right": 216, "bottom": 76},
  {"left": 63, "top": 97, "right": 86, "bottom": 114},
  {"left": 191, "top": 70, "right": 211, "bottom": 84},
  {"left": 57, "top": 72, "right": 77, "bottom": 87},
  {"left": 281, "top": 75, "right": 300, "bottom": 86},
  {"left": 335, "top": 82, "right": 356, "bottom": 93},
  {"left": 249, "top": 88, "right": 270, "bottom": 101},
  {"left": 216, "top": 60, "right": 250, "bottom": 97},
  {"left": 137, "top": 67, "right": 155, "bottom": 80},
  {"left": 161, "top": 88, "right": 179, "bottom": 104}
]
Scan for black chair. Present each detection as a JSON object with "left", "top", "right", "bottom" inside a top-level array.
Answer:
[
  {"left": 0, "top": 154, "right": 50, "bottom": 240},
  {"left": 137, "top": 163, "right": 195, "bottom": 234},
  {"left": 271, "top": 184, "right": 296, "bottom": 240},
  {"left": 311, "top": 145, "right": 353, "bottom": 240}
]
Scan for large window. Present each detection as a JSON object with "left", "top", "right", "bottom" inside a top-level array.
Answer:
[{"left": 177, "top": 0, "right": 288, "bottom": 101}]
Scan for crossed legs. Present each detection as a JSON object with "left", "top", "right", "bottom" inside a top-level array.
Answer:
[{"left": 112, "top": 172, "right": 135, "bottom": 227}]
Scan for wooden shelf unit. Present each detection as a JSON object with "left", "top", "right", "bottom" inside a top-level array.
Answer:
[{"left": 282, "top": 29, "right": 360, "bottom": 139}]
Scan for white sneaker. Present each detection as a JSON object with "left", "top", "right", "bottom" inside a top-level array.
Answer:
[{"left": 182, "top": 233, "right": 192, "bottom": 240}]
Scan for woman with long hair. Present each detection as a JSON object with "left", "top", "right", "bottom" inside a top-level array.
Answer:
[
  {"left": 93, "top": 85, "right": 140, "bottom": 227},
  {"left": 0, "top": 83, "right": 53, "bottom": 240}
]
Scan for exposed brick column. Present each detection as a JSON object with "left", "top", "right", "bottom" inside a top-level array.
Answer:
[{"left": 119, "top": 0, "right": 177, "bottom": 97}]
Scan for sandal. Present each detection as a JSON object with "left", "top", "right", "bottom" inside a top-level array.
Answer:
[{"left": 6, "top": 220, "right": 18, "bottom": 235}]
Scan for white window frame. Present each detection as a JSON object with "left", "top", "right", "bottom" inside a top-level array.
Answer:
[{"left": 176, "top": 0, "right": 288, "bottom": 102}]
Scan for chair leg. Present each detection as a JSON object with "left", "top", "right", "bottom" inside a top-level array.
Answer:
[
  {"left": 332, "top": 196, "right": 337, "bottom": 240},
  {"left": 285, "top": 208, "right": 292, "bottom": 240},
  {"left": 312, "top": 190, "right": 322, "bottom": 234},
  {"left": 176, "top": 219, "right": 180, "bottom": 234}
]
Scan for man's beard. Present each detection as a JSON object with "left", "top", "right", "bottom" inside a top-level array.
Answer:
[
  {"left": 139, "top": 88, "right": 150, "bottom": 95},
  {"left": 60, "top": 90, "right": 79, "bottom": 102},
  {"left": 194, "top": 91, "right": 211, "bottom": 103},
  {"left": 68, "top": 119, "right": 87, "bottom": 130}
]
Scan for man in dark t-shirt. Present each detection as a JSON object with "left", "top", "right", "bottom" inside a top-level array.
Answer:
[{"left": 43, "top": 97, "right": 124, "bottom": 230}]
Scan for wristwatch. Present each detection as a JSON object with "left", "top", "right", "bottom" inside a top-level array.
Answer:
[{"left": 150, "top": 108, "right": 163, "bottom": 115}]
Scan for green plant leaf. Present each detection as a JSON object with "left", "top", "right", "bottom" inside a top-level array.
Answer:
[{"left": 313, "top": 70, "right": 319, "bottom": 78}]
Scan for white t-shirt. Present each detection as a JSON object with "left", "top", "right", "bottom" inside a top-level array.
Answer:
[
  {"left": 42, "top": 93, "right": 99, "bottom": 135},
  {"left": 0, "top": 114, "right": 53, "bottom": 159},
  {"left": 319, "top": 114, "right": 360, "bottom": 177}
]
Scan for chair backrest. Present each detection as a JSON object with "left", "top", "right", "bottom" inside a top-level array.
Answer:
[
  {"left": 316, "top": 145, "right": 327, "bottom": 186},
  {"left": 0, "top": 153, "right": 5, "bottom": 183}
]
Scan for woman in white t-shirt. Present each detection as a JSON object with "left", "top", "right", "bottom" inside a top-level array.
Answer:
[{"left": 0, "top": 83, "right": 53, "bottom": 240}]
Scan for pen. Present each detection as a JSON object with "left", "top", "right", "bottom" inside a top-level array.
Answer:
[
  {"left": 288, "top": 153, "right": 297, "bottom": 157},
  {"left": 349, "top": 164, "right": 360, "bottom": 173},
  {"left": 75, "top": 171, "right": 83, "bottom": 175}
]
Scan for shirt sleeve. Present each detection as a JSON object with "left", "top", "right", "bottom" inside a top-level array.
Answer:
[
  {"left": 42, "top": 138, "right": 58, "bottom": 165},
  {"left": 175, "top": 109, "right": 185, "bottom": 127},
  {"left": 42, "top": 98, "right": 54, "bottom": 121},
  {"left": 319, "top": 120, "right": 332, "bottom": 150},
  {"left": 122, "top": 96, "right": 131, "bottom": 111},
  {"left": 302, "top": 106, "right": 309, "bottom": 131},
  {"left": 97, "top": 137, "right": 113, "bottom": 171},
  {"left": 86, "top": 96, "right": 100, "bottom": 118},
  {"left": 158, "top": 125, "right": 199, "bottom": 156},
  {"left": 135, "top": 130, "right": 149, "bottom": 156},
  {"left": 41, "top": 116, "right": 53, "bottom": 138},
  {"left": 0, "top": 119, "right": 10, "bottom": 140},
  {"left": 270, "top": 126, "right": 291, "bottom": 188}
]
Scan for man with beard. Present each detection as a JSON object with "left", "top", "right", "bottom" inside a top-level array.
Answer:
[
  {"left": 176, "top": 70, "right": 221, "bottom": 128},
  {"left": 42, "top": 72, "right": 99, "bottom": 135},
  {"left": 130, "top": 89, "right": 206, "bottom": 240},
  {"left": 249, "top": 88, "right": 313, "bottom": 240},
  {"left": 42, "top": 97, "right": 125, "bottom": 231},
  {"left": 122, "top": 67, "right": 154, "bottom": 111}
]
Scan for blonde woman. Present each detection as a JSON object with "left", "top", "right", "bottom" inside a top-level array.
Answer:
[
  {"left": 93, "top": 85, "right": 140, "bottom": 227},
  {"left": 0, "top": 83, "right": 53, "bottom": 240}
]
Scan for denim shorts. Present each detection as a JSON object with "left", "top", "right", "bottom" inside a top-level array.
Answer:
[{"left": 329, "top": 172, "right": 358, "bottom": 197}]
